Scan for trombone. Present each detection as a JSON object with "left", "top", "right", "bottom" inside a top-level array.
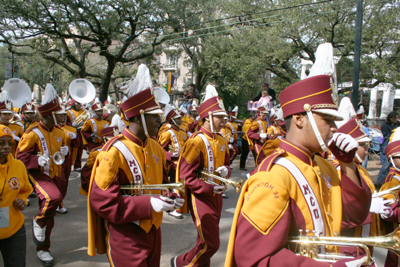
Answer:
[
  {"left": 120, "top": 180, "right": 185, "bottom": 197},
  {"left": 198, "top": 170, "right": 242, "bottom": 193},
  {"left": 374, "top": 184, "right": 400, "bottom": 204},
  {"left": 289, "top": 227, "right": 400, "bottom": 265}
]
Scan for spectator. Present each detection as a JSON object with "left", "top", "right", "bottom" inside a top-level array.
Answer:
[
  {"left": 0, "top": 125, "right": 33, "bottom": 267},
  {"left": 178, "top": 91, "right": 191, "bottom": 109},
  {"left": 377, "top": 111, "right": 399, "bottom": 186},
  {"left": 189, "top": 84, "right": 200, "bottom": 107},
  {"left": 361, "top": 120, "right": 370, "bottom": 169},
  {"left": 252, "top": 82, "right": 276, "bottom": 103}
]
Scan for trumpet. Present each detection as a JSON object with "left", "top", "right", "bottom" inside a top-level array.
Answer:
[
  {"left": 289, "top": 227, "right": 400, "bottom": 265},
  {"left": 37, "top": 151, "right": 65, "bottom": 165},
  {"left": 198, "top": 170, "right": 242, "bottom": 193},
  {"left": 374, "top": 184, "right": 400, "bottom": 204},
  {"left": 120, "top": 180, "right": 185, "bottom": 197},
  {"left": 75, "top": 110, "right": 90, "bottom": 125},
  {"left": 168, "top": 145, "right": 182, "bottom": 155}
]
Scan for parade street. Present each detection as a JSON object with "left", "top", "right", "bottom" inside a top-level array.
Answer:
[{"left": 12, "top": 152, "right": 388, "bottom": 267}]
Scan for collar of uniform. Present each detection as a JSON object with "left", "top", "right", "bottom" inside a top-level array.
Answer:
[
  {"left": 39, "top": 121, "right": 53, "bottom": 132},
  {"left": 122, "top": 128, "right": 144, "bottom": 147},
  {"left": 171, "top": 124, "right": 179, "bottom": 131},
  {"left": 0, "top": 122, "right": 9, "bottom": 126},
  {"left": 279, "top": 139, "right": 314, "bottom": 166},
  {"left": 389, "top": 167, "right": 400, "bottom": 177},
  {"left": 200, "top": 126, "right": 214, "bottom": 139}
]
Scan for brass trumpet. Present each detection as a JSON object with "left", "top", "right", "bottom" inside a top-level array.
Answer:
[
  {"left": 374, "top": 184, "right": 400, "bottom": 204},
  {"left": 37, "top": 151, "right": 65, "bottom": 165},
  {"left": 75, "top": 110, "right": 90, "bottom": 125},
  {"left": 168, "top": 145, "right": 182, "bottom": 155},
  {"left": 198, "top": 170, "right": 242, "bottom": 193},
  {"left": 120, "top": 180, "right": 185, "bottom": 197},
  {"left": 289, "top": 227, "right": 400, "bottom": 265}
]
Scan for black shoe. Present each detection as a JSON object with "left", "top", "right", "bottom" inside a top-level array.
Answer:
[
  {"left": 170, "top": 257, "right": 177, "bottom": 267},
  {"left": 29, "top": 192, "right": 37, "bottom": 198},
  {"left": 240, "top": 168, "right": 247, "bottom": 171},
  {"left": 222, "top": 193, "right": 228, "bottom": 199}
]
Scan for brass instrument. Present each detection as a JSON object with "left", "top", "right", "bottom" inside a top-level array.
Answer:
[
  {"left": 168, "top": 145, "right": 182, "bottom": 154},
  {"left": 37, "top": 151, "right": 65, "bottom": 165},
  {"left": 198, "top": 170, "right": 242, "bottom": 193},
  {"left": 75, "top": 110, "right": 90, "bottom": 125},
  {"left": 289, "top": 227, "right": 400, "bottom": 265},
  {"left": 374, "top": 184, "right": 400, "bottom": 204},
  {"left": 120, "top": 180, "right": 185, "bottom": 197}
]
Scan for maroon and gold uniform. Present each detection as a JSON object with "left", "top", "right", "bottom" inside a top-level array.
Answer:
[
  {"left": 187, "top": 114, "right": 198, "bottom": 133},
  {"left": 226, "top": 120, "right": 240, "bottom": 164},
  {"left": 16, "top": 122, "right": 67, "bottom": 252},
  {"left": 174, "top": 126, "right": 231, "bottom": 266},
  {"left": 180, "top": 114, "right": 190, "bottom": 133},
  {"left": 23, "top": 120, "right": 39, "bottom": 133},
  {"left": 247, "top": 118, "right": 268, "bottom": 155},
  {"left": 225, "top": 139, "right": 371, "bottom": 266},
  {"left": 81, "top": 117, "right": 109, "bottom": 151},
  {"left": 88, "top": 128, "right": 168, "bottom": 266},
  {"left": 80, "top": 146, "right": 101, "bottom": 196},
  {"left": 267, "top": 124, "right": 285, "bottom": 137}
]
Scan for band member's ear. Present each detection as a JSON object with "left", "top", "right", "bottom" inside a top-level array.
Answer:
[{"left": 292, "top": 113, "right": 305, "bottom": 129}]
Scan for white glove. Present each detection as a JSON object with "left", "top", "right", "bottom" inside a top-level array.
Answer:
[
  {"left": 12, "top": 134, "right": 20, "bottom": 141},
  {"left": 228, "top": 144, "right": 234, "bottom": 150},
  {"left": 68, "top": 132, "right": 77, "bottom": 139},
  {"left": 259, "top": 133, "right": 267, "bottom": 139},
  {"left": 229, "top": 137, "right": 234, "bottom": 143},
  {"left": 370, "top": 191, "right": 393, "bottom": 214},
  {"left": 173, "top": 198, "right": 185, "bottom": 209},
  {"left": 171, "top": 152, "right": 180, "bottom": 159},
  {"left": 213, "top": 184, "right": 225, "bottom": 194},
  {"left": 187, "top": 132, "right": 192, "bottom": 137},
  {"left": 38, "top": 156, "right": 49, "bottom": 167},
  {"left": 344, "top": 256, "right": 368, "bottom": 267},
  {"left": 328, "top": 133, "right": 359, "bottom": 153},
  {"left": 150, "top": 196, "right": 175, "bottom": 213},
  {"left": 216, "top": 166, "right": 229, "bottom": 178},
  {"left": 72, "top": 122, "right": 78, "bottom": 127},
  {"left": 60, "top": 146, "right": 69, "bottom": 156},
  {"left": 90, "top": 134, "right": 97, "bottom": 142}
]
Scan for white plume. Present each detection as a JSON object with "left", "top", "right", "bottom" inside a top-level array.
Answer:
[
  {"left": 41, "top": 84, "right": 58, "bottom": 105},
  {"left": 336, "top": 97, "right": 356, "bottom": 128},
  {"left": 232, "top": 106, "right": 238, "bottom": 113},
  {"left": 204, "top": 85, "right": 218, "bottom": 102},
  {"left": 107, "top": 95, "right": 112, "bottom": 104},
  {"left": 124, "top": 64, "right": 153, "bottom": 98},
  {"left": 122, "top": 96, "right": 128, "bottom": 103},
  {"left": 391, "top": 128, "right": 400, "bottom": 143},
  {"left": 308, "top": 43, "right": 337, "bottom": 84},
  {"left": 276, "top": 108, "right": 284, "bottom": 121},
  {"left": 179, "top": 105, "right": 188, "bottom": 114},
  {"left": 164, "top": 104, "right": 179, "bottom": 118},
  {"left": 94, "top": 97, "right": 100, "bottom": 104},
  {"left": 0, "top": 91, "right": 9, "bottom": 103}
]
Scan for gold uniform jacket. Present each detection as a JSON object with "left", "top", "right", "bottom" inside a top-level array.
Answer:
[
  {"left": 87, "top": 128, "right": 168, "bottom": 256},
  {"left": 225, "top": 139, "right": 371, "bottom": 267}
]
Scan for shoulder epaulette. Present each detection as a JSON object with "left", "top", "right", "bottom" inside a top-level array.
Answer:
[
  {"left": 25, "top": 125, "right": 39, "bottom": 134},
  {"left": 101, "top": 134, "right": 123, "bottom": 152},
  {"left": 257, "top": 148, "right": 285, "bottom": 173},
  {"left": 189, "top": 131, "right": 201, "bottom": 139}
]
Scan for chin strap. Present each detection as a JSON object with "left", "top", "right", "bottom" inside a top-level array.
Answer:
[
  {"left": 52, "top": 112, "right": 58, "bottom": 126},
  {"left": 390, "top": 157, "right": 400, "bottom": 172},
  {"left": 140, "top": 110, "right": 149, "bottom": 137},
  {"left": 305, "top": 110, "right": 329, "bottom": 152},
  {"left": 209, "top": 112, "right": 215, "bottom": 133},
  {"left": 355, "top": 153, "right": 363, "bottom": 164}
]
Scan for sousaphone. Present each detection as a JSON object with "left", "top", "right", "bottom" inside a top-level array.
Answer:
[
  {"left": 2, "top": 78, "right": 32, "bottom": 108},
  {"left": 69, "top": 79, "right": 96, "bottom": 104}
]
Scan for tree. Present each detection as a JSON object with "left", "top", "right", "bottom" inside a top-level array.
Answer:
[{"left": 0, "top": 0, "right": 177, "bottom": 102}]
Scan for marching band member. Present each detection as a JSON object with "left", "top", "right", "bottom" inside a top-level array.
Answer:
[
  {"left": 81, "top": 102, "right": 109, "bottom": 151},
  {"left": 247, "top": 105, "right": 269, "bottom": 160},
  {"left": 267, "top": 109, "right": 286, "bottom": 137},
  {"left": 171, "top": 85, "right": 231, "bottom": 267},
  {"left": 187, "top": 103, "right": 199, "bottom": 134},
  {"left": 67, "top": 99, "right": 85, "bottom": 171},
  {"left": 158, "top": 104, "right": 185, "bottom": 219},
  {"left": 56, "top": 106, "right": 79, "bottom": 214},
  {"left": 80, "top": 126, "right": 117, "bottom": 196},
  {"left": 378, "top": 139, "right": 400, "bottom": 267},
  {"left": 239, "top": 114, "right": 256, "bottom": 171},
  {"left": 21, "top": 101, "right": 39, "bottom": 132},
  {"left": 179, "top": 106, "right": 190, "bottom": 135},
  {"left": 225, "top": 74, "right": 372, "bottom": 267},
  {"left": 87, "top": 64, "right": 184, "bottom": 267},
  {"left": 16, "top": 84, "right": 69, "bottom": 267},
  {"left": 0, "top": 91, "right": 24, "bottom": 156},
  {"left": 226, "top": 107, "right": 240, "bottom": 167}
]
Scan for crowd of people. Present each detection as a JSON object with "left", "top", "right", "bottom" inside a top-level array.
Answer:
[{"left": 0, "top": 52, "right": 399, "bottom": 267}]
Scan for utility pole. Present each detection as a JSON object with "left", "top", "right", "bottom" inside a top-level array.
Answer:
[
  {"left": 11, "top": 52, "right": 15, "bottom": 78},
  {"left": 351, "top": 0, "right": 363, "bottom": 108}
]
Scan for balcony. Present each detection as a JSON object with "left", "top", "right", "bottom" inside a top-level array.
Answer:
[{"left": 162, "top": 63, "right": 178, "bottom": 72}]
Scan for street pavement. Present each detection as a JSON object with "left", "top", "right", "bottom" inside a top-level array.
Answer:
[{"left": 4, "top": 152, "right": 390, "bottom": 266}]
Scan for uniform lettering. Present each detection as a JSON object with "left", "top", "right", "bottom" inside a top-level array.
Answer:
[
  {"left": 302, "top": 184, "right": 311, "bottom": 195},
  {"left": 313, "top": 209, "right": 320, "bottom": 219},
  {"left": 135, "top": 175, "right": 141, "bottom": 181},
  {"left": 310, "top": 196, "right": 315, "bottom": 206},
  {"left": 246, "top": 182, "right": 277, "bottom": 201},
  {"left": 133, "top": 167, "right": 139, "bottom": 174},
  {"left": 129, "top": 160, "right": 136, "bottom": 167}
]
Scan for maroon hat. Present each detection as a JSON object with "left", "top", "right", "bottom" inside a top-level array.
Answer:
[
  {"left": 101, "top": 126, "right": 118, "bottom": 138},
  {"left": 121, "top": 88, "right": 162, "bottom": 120},
  {"left": 198, "top": 96, "right": 227, "bottom": 120},
  {"left": 337, "top": 118, "right": 371, "bottom": 142},
  {"left": 385, "top": 140, "right": 400, "bottom": 160},
  {"left": 71, "top": 99, "right": 76, "bottom": 105},
  {"left": 38, "top": 100, "right": 62, "bottom": 116},
  {"left": 279, "top": 75, "right": 341, "bottom": 120},
  {"left": 21, "top": 103, "right": 36, "bottom": 113},
  {"left": 269, "top": 114, "right": 277, "bottom": 122},
  {"left": 0, "top": 101, "right": 13, "bottom": 113},
  {"left": 257, "top": 106, "right": 268, "bottom": 114},
  {"left": 91, "top": 102, "right": 102, "bottom": 112}
]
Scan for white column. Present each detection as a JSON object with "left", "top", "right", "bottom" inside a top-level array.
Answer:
[
  {"left": 380, "top": 83, "right": 394, "bottom": 119},
  {"left": 367, "top": 88, "right": 378, "bottom": 119}
]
